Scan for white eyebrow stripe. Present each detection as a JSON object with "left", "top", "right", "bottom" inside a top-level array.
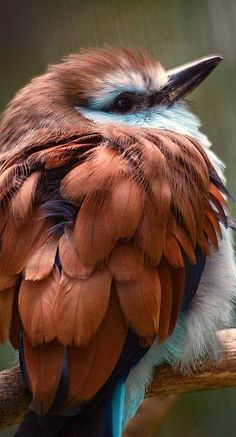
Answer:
[
  {"left": 87, "top": 66, "right": 168, "bottom": 109},
  {"left": 103, "top": 71, "right": 147, "bottom": 92}
]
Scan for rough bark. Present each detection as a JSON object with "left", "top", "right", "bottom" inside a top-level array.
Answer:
[{"left": 0, "top": 366, "right": 30, "bottom": 429}]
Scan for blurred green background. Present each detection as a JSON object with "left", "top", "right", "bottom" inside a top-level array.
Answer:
[{"left": 0, "top": 0, "right": 236, "bottom": 436}]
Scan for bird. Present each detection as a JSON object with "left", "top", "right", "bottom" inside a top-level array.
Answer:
[{"left": 0, "top": 47, "right": 235, "bottom": 437}]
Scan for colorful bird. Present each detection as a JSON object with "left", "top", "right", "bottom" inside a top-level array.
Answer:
[{"left": 0, "top": 47, "right": 235, "bottom": 437}]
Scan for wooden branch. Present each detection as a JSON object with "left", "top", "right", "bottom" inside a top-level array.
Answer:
[
  {"left": 146, "top": 329, "right": 236, "bottom": 397},
  {"left": 1, "top": 329, "right": 236, "bottom": 430},
  {"left": 0, "top": 366, "right": 30, "bottom": 429}
]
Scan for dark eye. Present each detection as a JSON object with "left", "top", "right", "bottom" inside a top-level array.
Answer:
[{"left": 109, "top": 94, "right": 136, "bottom": 114}]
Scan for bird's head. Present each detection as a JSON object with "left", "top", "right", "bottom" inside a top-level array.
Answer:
[
  {"left": 0, "top": 47, "right": 222, "bottom": 153},
  {"left": 72, "top": 47, "right": 222, "bottom": 144},
  {"left": 70, "top": 47, "right": 221, "bottom": 116}
]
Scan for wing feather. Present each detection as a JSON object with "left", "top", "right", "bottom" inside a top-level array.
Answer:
[
  {"left": 104, "top": 178, "right": 144, "bottom": 239},
  {"left": 25, "top": 238, "right": 58, "bottom": 281},
  {"left": 11, "top": 171, "right": 41, "bottom": 223},
  {"left": 164, "top": 234, "right": 184, "bottom": 268},
  {"left": 0, "top": 211, "right": 48, "bottom": 275},
  {"left": 23, "top": 335, "right": 64, "bottom": 414},
  {"left": 19, "top": 267, "right": 59, "bottom": 346},
  {"left": 115, "top": 266, "right": 161, "bottom": 345},
  {"left": 108, "top": 242, "right": 144, "bottom": 282},
  {"left": 59, "top": 229, "right": 93, "bottom": 279},
  {"left": 61, "top": 147, "right": 126, "bottom": 202},
  {"left": 135, "top": 199, "right": 166, "bottom": 265},
  {"left": 67, "top": 290, "right": 127, "bottom": 401},
  {"left": 74, "top": 193, "right": 114, "bottom": 267},
  {"left": 54, "top": 268, "right": 112, "bottom": 347}
]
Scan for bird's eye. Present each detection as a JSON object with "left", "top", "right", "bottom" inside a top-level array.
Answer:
[{"left": 109, "top": 94, "right": 136, "bottom": 114}]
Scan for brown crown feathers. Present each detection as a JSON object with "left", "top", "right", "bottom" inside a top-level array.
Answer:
[
  {"left": 0, "top": 47, "right": 164, "bottom": 154},
  {"left": 0, "top": 48, "right": 228, "bottom": 412}
]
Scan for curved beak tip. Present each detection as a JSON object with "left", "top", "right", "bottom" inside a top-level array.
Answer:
[
  {"left": 209, "top": 54, "right": 223, "bottom": 64},
  {"left": 215, "top": 54, "right": 223, "bottom": 61}
]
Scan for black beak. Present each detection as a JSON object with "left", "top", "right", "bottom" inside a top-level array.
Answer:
[{"left": 157, "top": 55, "right": 222, "bottom": 106}]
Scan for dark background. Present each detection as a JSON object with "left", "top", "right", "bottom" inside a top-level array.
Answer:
[{"left": 0, "top": 1, "right": 236, "bottom": 436}]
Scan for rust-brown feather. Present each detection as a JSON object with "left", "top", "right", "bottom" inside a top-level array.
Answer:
[
  {"left": 115, "top": 266, "right": 161, "bottom": 345},
  {"left": 23, "top": 335, "right": 64, "bottom": 413},
  {"left": 0, "top": 211, "right": 48, "bottom": 275},
  {"left": 59, "top": 229, "right": 93, "bottom": 279},
  {"left": 25, "top": 238, "right": 58, "bottom": 281},
  {"left": 108, "top": 243, "right": 144, "bottom": 282},
  {"left": 135, "top": 198, "right": 166, "bottom": 265},
  {"left": 61, "top": 147, "right": 126, "bottom": 202},
  {"left": 74, "top": 193, "right": 115, "bottom": 267},
  {"left": 54, "top": 268, "right": 112, "bottom": 347},
  {"left": 67, "top": 291, "right": 127, "bottom": 401},
  {"left": 19, "top": 268, "right": 59, "bottom": 346},
  {"left": 11, "top": 171, "right": 41, "bottom": 223}
]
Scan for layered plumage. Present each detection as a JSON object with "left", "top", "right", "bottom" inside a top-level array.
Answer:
[
  {"left": 0, "top": 47, "right": 235, "bottom": 436},
  {"left": 0, "top": 123, "right": 228, "bottom": 402}
]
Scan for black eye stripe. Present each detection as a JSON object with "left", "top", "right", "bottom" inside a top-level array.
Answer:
[{"left": 104, "top": 90, "right": 168, "bottom": 114}]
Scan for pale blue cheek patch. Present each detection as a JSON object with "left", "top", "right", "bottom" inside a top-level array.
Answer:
[{"left": 77, "top": 104, "right": 211, "bottom": 148}]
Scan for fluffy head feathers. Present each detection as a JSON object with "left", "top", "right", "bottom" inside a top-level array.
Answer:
[{"left": 0, "top": 48, "right": 168, "bottom": 153}]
